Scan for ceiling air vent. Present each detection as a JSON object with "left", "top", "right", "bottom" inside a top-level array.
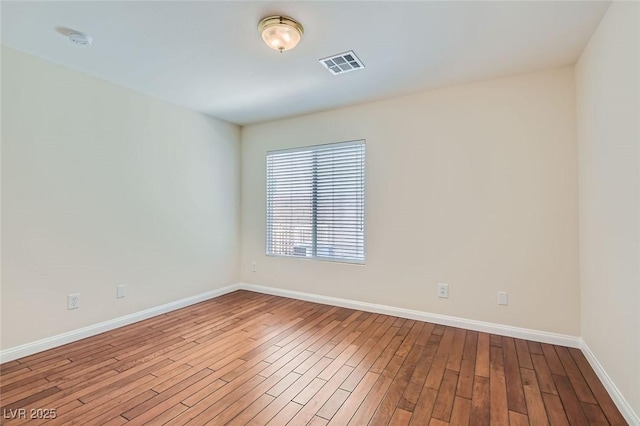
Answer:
[{"left": 319, "top": 50, "right": 365, "bottom": 75}]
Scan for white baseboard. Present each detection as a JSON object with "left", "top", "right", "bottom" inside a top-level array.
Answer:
[
  {"left": 0, "top": 282, "right": 580, "bottom": 363},
  {"left": 580, "top": 339, "right": 639, "bottom": 425},
  {"left": 236, "top": 283, "right": 580, "bottom": 348},
  {"left": 0, "top": 284, "right": 241, "bottom": 363}
]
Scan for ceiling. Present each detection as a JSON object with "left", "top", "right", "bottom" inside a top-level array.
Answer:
[{"left": 1, "top": 1, "right": 610, "bottom": 125}]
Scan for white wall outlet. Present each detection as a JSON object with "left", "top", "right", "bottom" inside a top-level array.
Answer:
[
  {"left": 251, "top": 262, "right": 257, "bottom": 272},
  {"left": 498, "top": 291, "right": 508, "bottom": 305},
  {"left": 438, "top": 283, "right": 449, "bottom": 299},
  {"left": 67, "top": 293, "right": 80, "bottom": 310},
  {"left": 116, "top": 285, "right": 126, "bottom": 298}
]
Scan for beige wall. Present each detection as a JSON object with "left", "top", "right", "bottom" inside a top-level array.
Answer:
[
  {"left": 1, "top": 47, "right": 240, "bottom": 349},
  {"left": 576, "top": 1, "right": 640, "bottom": 416},
  {"left": 241, "top": 67, "right": 580, "bottom": 335}
]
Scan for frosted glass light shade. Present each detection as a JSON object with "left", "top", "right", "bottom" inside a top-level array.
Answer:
[{"left": 258, "top": 16, "right": 304, "bottom": 52}]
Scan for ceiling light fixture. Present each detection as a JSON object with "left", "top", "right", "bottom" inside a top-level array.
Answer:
[{"left": 258, "top": 16, "right": 303, "bottom": 53}]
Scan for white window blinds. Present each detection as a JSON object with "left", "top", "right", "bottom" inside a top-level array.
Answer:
[{"left": 266, "top": 140, "right": 365, "bottom": 263}]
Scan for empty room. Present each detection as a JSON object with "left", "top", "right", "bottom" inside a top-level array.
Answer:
[{"left": 1, "top": 1, "right": 638, "bottom": 425}]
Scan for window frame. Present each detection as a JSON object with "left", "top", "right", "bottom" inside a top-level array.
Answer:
[{"left": 265, "top": 140, "right": 366, "bottom": 265}]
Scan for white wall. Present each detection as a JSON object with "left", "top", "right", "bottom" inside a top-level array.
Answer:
[
  {"left": 241, "top": 67, "right": 580, "bottom": 336},
  {"left": 575, "top": 2, "right": 640, "bottom": 417},
  {"left": 1, "top": 47, "right": 240, "bottom": 350}
]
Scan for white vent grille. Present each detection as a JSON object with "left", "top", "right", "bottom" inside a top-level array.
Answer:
[{"left": 319, "top": 51, "right": 365, "bottom": 75}]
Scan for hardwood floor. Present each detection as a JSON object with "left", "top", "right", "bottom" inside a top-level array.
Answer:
[{"left": 0, "top": 290, "right": 627, "bottom": 425}]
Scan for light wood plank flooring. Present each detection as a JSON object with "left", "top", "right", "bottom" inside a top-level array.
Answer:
[{"left": 0, "top": 290, "right": 627, "bottom": 425}]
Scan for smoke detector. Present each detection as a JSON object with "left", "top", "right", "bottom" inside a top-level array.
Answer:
[
  {"left": 319, "top": 51, "right": 365, "bottom": 75},
  {"left": 68, "top": 31, "right": 93, "bottom": 46}
]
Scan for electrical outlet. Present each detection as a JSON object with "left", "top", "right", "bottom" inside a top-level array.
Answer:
[
  {"left": 116, "top": 285, "right": 126, "bottom": 298},
  {"left": 251, "top": 262, "right": 257, "bottom": 272},
  {"left": 67, "top": 293, "right": 80, "bottom": 310},
  {"left": 438, "top": 283, "right": 449, "bottom": 299},
  {"left": 498, "top": 291, "right": 508, "bottom": 305}
]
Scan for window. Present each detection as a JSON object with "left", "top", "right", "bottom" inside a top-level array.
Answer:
[{"left": 266, "top": 140, "right": 365, "bottom": 263}]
